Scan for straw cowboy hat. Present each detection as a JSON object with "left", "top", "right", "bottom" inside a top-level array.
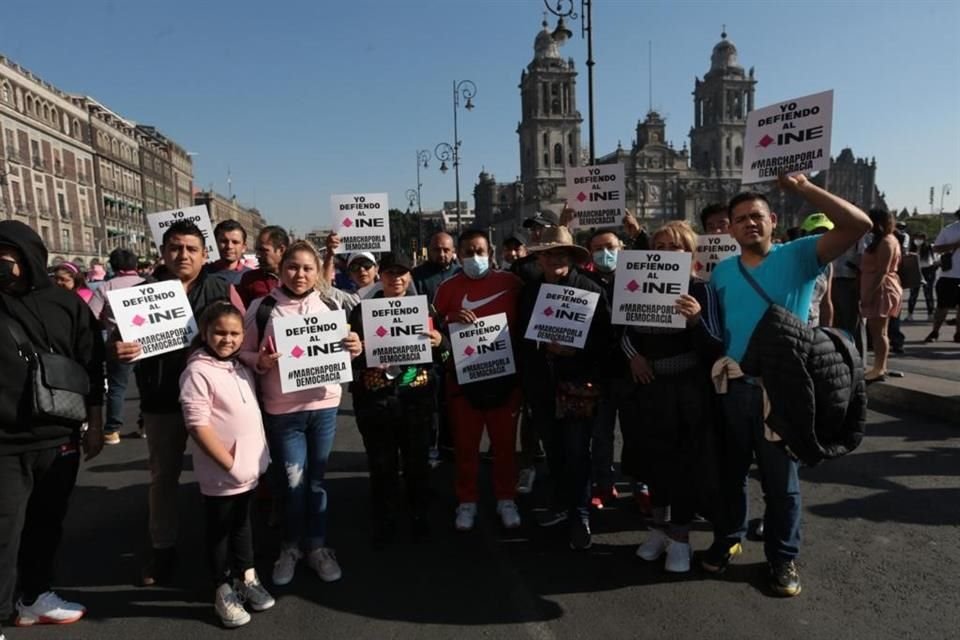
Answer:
[{"left": 526, "top": 226, "right": 590, "bottom": 264}]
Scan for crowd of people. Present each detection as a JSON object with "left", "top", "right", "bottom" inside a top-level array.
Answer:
[{"left": 2, "top": 179, "right": 960, "bottom": 634}]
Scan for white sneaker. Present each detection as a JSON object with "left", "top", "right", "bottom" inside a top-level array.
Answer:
[
  {"left": 214, "top": 583, "right": 250, "bottom": 628},
  {"left": 235, "top": 574, "right": 275, "bottom": 611},
  {"left": 665, "top": 539, "right": 692, "bottom": 573},
  {"left": 516, "top": 467, "right": 536, "bottom": 494},
  {"left": 15, "top": 591, "right": 85, "bottom": 626},
  {"left": 497, "top": 499, "right": 522, "bottom": 529},
  {"left": 635, "top": 528, "right": 669, "bottom": 561},
  {"left": 308, "top": 547, "right": 342, "bottom": 582},
  {"left": 272, "top": 546, "right": 303, "bottom": 586},
  {"left": 455, "top": 502, "right": 477, "bottom": 531}
]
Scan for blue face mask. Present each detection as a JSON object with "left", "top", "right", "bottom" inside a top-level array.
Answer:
[
  {"left": 462, "top": 255, "right": 490, "bottom": 279},
  {"left": 593, "top": 248, "right": 618, "bottom": 272}
]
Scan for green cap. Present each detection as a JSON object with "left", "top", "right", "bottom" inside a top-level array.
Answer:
[{"left": 800, "top": 212, "right": 835, "bottom": 233}]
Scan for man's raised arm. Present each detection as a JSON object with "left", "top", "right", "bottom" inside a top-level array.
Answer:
[{"left": 779, "top": 174, "right": 872, "bottom": 265}]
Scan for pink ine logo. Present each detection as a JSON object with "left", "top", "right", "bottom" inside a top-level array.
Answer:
[
  {"left": 375, "top": 326, "right": 388, "bottom": 338},
  {"left": 342, "top": 217, "right": 353, "bottom": 228},
  {"left": 758, "top": 134, "right": 775, "bottom": 148},
  {"left": 543, "top": 307, "right": 554, "bottom": 317},
  {"left": 626, "top": 280, "right": 639, "bottom": 292},
  {"left": 576, "top": 191, "right": 587, "bottom": 202},
  {"left": 132, "top": 314, "right": 146, "bottom": 327},
  {"left": 463, "top": 345, "right": 476, "bottom": 357},
  {"left": 290, "top": 346, "right": 304, "bottom": 359}
]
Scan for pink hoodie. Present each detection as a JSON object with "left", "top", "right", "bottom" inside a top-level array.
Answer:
[
  {"left": 179, "top": 349, "right": 270, "bottom": 497},
  {"left": 240, "top": 287, "right": 344, "bottom": 416}
]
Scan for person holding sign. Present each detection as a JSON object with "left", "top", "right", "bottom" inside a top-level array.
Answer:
[
  {"left": 704, "top": 175, "right": 871, "bottom": 596},
  {"left": 348, "top": 252, "right": 448, "bottom": 547},
  {"left": 239, "top": 241, "right": 361, "bottom": 587},
  {"left": 434, "top": 230, "right": 524, "bottom": 532},
  {"left": 517, "top": 226, "right": 610, "bottom": 551},
  {"left": 179, "top": 302, "right": 274, "bottom": 628},
  {"left": 108, "top": 220, "right": 243, "bottom": 588},
  {"left": 620, "top": 222, "right": 724, "bottom": 573}
]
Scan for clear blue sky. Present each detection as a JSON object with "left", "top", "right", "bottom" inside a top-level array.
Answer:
[{"left": 3, "top": 0, "right": 958, "bottom": 231}]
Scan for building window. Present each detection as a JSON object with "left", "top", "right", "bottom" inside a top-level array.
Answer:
[
  {"left": 554, "top": 143, "right": 563, "bottom": 165},
  {"left": 542, "top": 133, "right": 548, "bottom": 147},
  {"left": 734, "top": 146, "right": 743, "bottom": 167},
  {"left": 543, "top": 152, "right": 550, "bottom": 167},
  {"left": 57, "top": 193, "right": 66, "bottom": 217},
  {"left": 568, "top": 153, "right": 575, "bottom": 166},
  {"left": 62, "top": 229, "right": 71, "bottom": 251}
]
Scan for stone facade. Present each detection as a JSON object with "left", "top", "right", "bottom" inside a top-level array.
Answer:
[
  {"left": 194, "top": 191, "right": 264, "bottom": 251},
  {"left": 136, "top": 125, "right": 176, "bottom": 216},
  {"left": 0, "top": 56, "right": 101, "bottom": 265}
]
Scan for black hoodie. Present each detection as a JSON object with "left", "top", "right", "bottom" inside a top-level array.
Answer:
[{"left": 0, "top": 221, "right": 105, "bottom": 454}]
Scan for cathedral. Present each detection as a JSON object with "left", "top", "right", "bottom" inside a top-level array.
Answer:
[{"left": 474, "top": 19, "right": 886, "bottom": 239}]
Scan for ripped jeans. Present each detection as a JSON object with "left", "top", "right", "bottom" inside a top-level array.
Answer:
[{"left": 264, "top": 408, "right": 338, "bottom": 551}]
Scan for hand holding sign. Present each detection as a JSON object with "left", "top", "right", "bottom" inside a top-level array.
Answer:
[
  {"left": 343, "top": 331, "right": 362, "bottom": 356},
  {"left": 675, "top": 294, "right": 702, "bottom": 326}
]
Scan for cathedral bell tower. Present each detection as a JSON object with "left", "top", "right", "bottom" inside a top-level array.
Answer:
[
  {"left": 517, "top": 18, "right": 583, "bottom": 216},
  {"left": 689, "top": 31, "right": 756, "bottom": 178}
]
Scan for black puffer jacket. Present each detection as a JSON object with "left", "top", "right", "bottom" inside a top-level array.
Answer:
[{"left": 741, "top": 304, "right": 866, "bottom": 466}]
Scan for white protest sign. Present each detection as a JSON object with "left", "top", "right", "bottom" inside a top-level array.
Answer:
[
  {"left": 524, "top": 284, "right": 599, "bottom": 349},
  {"left": 742, "top": 89, "right": 833, "bottom": 184},
  {"left": 449, "top": 313, "right": 516, "bottom": 385},
  {"left": 694, "top": 234, "right": 740, "bottom": 281},
  {"left": 565, "top": 164, "right": 625, "bottom": 228},
  {"left": 146, "top": 205, "right": 217, "bottom": 262},
  {"left": 361, "top": 294, "right": 432, "bottom": 366},
  {"left": 273, "top": 310, "right": 353, "bottom": 393},
  {"left": 331, "top": 193, "right": 391, "bottom": 253},
  {"left": 612, "top": 250, "right": 691, "bottom": 328},
  {"left": 106, "top": 279, "right": 198, "bottom": 359}
]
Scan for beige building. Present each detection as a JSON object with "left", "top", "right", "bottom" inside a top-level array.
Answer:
[
  {"left": 170, "top": 143, "right": 194, "bottom": 208},
  {"left": 0, "top": 56, "right": 102, "bottom": 265},
  {"left": 194, "top": 191, "right": 265, "bottom": 251}
]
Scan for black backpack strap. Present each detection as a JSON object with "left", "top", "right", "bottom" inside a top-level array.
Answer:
[
  {"left": 256, "top": 295, "right": 279, "bottom": 345},
  {"left": 737, "top": 259, "right": 775, "bottom": 307},
  {"left": 323, "top": 296, "right": 338, "bottom": 312},
  {"left": 0, "top": 310, "right": 36, "bottom": 358}
]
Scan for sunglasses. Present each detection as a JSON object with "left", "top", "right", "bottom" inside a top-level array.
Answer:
[{"left": 349, "top": 262, "right": 375, "bottom": 273}]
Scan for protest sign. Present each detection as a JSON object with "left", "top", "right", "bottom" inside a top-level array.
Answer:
[
  {"left": 361, "top": 294, "right": 432, "bottom": 366},
  {"left": 523, "top": 284, "right": 599, "bottom": 349},
  {"left": 331, "top": 193, "right": 390, "bottom": 253},
  {"left": 742, "top": 89, "right": 833, "bottom": 184},
  {"left": 694, "top": 234, "right": 740, "bottom": 281},
  {"left": 565, "top": 164, "right": 625, "bottom": 228},
  {"left": 611, "top": 250, "right": 691, "bottom": 328},
  {"left": 106, "top": 280, "right": 198, "bottom": 359},
  {"left": 448, "top": 313, "right": 516, "bottom": 385},
  {"left": 146, "top": 205, "right": 217, "bottom": 262},
  {"left": 273, "top": 310, "right": 353, "bottom": 393}
]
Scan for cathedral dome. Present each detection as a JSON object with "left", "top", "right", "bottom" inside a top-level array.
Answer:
[
  {"left": 710, "top": 31, "right": 742, "bottom": 71},
  {"left": 534, "top": 20, "right": 561, "bottom": 60}
]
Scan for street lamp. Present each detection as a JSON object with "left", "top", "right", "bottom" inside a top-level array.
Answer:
[
  {"left": 544, "top": 0, "right": 595, "bottom": 164},
  {"left": 940, "top": 183, "right": 953, "bottom": 231},
  {"left": 435, "top": 80, "right": 477, "bottom": 234}
]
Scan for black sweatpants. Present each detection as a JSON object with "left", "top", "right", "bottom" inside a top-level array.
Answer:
[
  {"left": 0, "top": 444, "right": 80, "bottom": 619},
  {"left": 355, "top": 393, "right": 433, "bottom": 527},
  {"left": 203, "top": 490, "right": 255, "bottom": 586}
]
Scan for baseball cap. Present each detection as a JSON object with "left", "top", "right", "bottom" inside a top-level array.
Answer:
[
  {"left": 378, "top": 252, "right": 413, "bottom": 272},
  {"left": 800, "top": 212, "right": 834, "bottom": 233},
  {"left": 504, "top": 230, "right": 528, "bottom": 246},
  {"left": 346, "top": 252, "right": 376, "bottom": 268},
  {"left": 522, "top": 210, "right": 560, "bottom": 229}
]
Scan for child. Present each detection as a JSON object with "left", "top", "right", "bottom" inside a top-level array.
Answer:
[{"left": 180, "top": 301, "right": 274, "bottom": 628}]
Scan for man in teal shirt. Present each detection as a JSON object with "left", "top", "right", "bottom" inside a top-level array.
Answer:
[{"left": 704, "top": 174, "right": 871, "bottom": 597}]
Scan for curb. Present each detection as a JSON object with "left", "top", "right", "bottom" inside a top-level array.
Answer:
[{"left": 867, "top": 382, "right": 960, "bottom": 424}]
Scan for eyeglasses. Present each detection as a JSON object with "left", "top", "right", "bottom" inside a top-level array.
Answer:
[{"left": 349, "top": 262, "right": 375, "bottom": 273}]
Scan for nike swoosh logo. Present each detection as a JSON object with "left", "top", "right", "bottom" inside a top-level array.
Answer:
[{"left": 461, "top": 290, "right": 507, "bottom": 311}]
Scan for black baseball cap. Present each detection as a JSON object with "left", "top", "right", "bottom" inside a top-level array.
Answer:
[
  {"left": 503, "top": 230, "right": 528, "bottom": 246},
  {"left": 378, "top": 252, "right": 413, "bottom": 272},
  {"left": 522, "top": 210, "right": 560, "bottom": 229}
]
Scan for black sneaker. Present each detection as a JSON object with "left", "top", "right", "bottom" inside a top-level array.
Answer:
[
  {"left": 769, "top": 560, "right": 802, "bottom": 597},
  {"left": 924, "top": 331, "right": 939, "bottom": 343},
  {"left": 536, "top": 510, "right": 569, "bottom": 528},
  {"left": 700, "top": 540, "right": 743, "bottom": 574},
  {"left": 140, "top": 547, "right": 176, "bottom": 586},
  {"left": 569, "top": 518, "right": 592, "bottom": 551}
]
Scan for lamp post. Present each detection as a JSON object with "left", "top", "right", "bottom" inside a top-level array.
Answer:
[
  {"left": 413, "top": 149, "right": 429, "bottom": 258},
  {"left": 544, "top": 0, "right": 594, "bottom": 164},
  {"left": 435, "top": 80, "right": 477, "bottom": 234},
  {"left": 940, "top": 183, "right": 953, "bottom": 231}
]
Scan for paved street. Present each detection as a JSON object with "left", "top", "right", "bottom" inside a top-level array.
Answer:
[{"left": 15, "top": 398, "right": 960, "bottom": 640}]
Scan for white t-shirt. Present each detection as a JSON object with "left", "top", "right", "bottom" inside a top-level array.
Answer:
[{"left": 934, "top": 220, "right": 960, "bottom": 278}]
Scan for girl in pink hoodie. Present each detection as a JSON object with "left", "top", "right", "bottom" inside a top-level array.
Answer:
[
  {"left": 240, "top": 241, "right": 362, "bottom": 587},
  {"left": 179, "top": 302, "right": 274, "bottom": 628}
]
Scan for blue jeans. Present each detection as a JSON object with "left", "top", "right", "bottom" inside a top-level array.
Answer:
[
  {"left": 105, "top": 360, "right": 135, "bottom": 434},
  {"left": 715, "top": 379, "right": 801, "bottom": 562},
  {"left": 264, "top": 409, "right": 338, "bottom": 550}
]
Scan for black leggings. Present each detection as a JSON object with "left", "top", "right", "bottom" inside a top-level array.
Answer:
[{"left": 204, "top": 491, "right": 255, "bottom": 586}]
